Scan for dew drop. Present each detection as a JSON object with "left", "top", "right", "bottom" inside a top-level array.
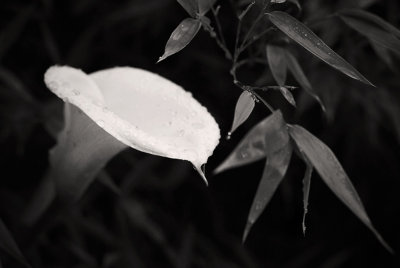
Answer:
[
  {"left": 72, "top": 89, "right": 80, "bottom": 96},
  {"left": 226, "top": 132, "right": 232, "bottom": 140}
]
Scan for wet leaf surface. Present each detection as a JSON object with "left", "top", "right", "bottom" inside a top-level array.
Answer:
[
  {"left": 229, "top": 91, "right": 255, "bottom": 135},
  {"left": 158, "top": 18, "right": 201, "bottom": 62},
  {"left": 268, "top": 11, "right": 373, "bottom": 86}
]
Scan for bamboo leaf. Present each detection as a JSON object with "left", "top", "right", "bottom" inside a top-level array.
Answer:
[
  {"left": 158, "top": 18, "right": 201, "bottom": 62},
  {"left": 266, "top": 45, "right": 287, "bottom": 86},
  {"left": 267, "top": 11, "right": 373, "bottom": 86},
  {"left": 214, "top": 110, "right": 286, "bottom": 174},
  {"left": 339, "top": 9, "right": 400, "bottom": 39},
  {"left": 243, "top": 113, "right": 292, "bottom": 241},
  {"left": 297, "top": 152, "right": 313, "bottom": 235},
  {"left": 288, "top": 124, "right": 393, "bottom": 253},
  {"left": 284, "top": 50, "right": 325, "bottom": 112},
  {"left": 177, "top": 0, "right": 198, "bottom": 17},
  {"left": 229, "top": 91, "right": 255, "bottom": 135},
  {"left": 339, "top": 14, "right": 400, "bottom": 55},
  {"left": 279, "top": 86, "right": 296, "bottom": 107},
  {"left": 0, "top": 218, "right": 30, "bottom": 267}
]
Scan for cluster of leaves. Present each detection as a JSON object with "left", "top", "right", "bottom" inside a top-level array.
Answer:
[
  {"left": 158, "top": 0, "right": 400, "bottom": 253},
  {"left": 1, "top": 0, "right": 400, "bottom": 267}
]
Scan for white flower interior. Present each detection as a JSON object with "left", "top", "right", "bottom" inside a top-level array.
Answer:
[{"left": 44, "top": 66, "right": 220, "bottom": 173}]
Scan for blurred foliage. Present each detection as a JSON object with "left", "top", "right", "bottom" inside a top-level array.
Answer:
[{"left": 1, "top": 0, "right": 400, "bottom": 267}]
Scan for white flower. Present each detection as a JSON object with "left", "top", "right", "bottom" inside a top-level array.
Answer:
[{"left": 44, "top": 65, "right": 220, "bottom": 185}]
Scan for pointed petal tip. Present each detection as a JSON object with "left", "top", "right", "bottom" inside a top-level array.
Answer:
[{"left": 193, "top": 163, "right": 208, "bottom": 186}]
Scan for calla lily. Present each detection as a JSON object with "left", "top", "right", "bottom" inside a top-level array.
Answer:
[{"left": 26, "top": 66, "right": 220, "bottom": 218}]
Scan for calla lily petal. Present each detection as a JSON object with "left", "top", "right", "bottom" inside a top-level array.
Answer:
[{"left": 44, "top": 66, "right": 220, "bottom": 180}]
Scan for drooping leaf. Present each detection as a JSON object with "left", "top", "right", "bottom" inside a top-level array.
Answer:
[
  {"left": 215, "top": 110, "right": 286, "bottom": 174},
  {"left": 267, "top": 11, "right": 373, "bottom": 86},
  {"left": 339, "top": 9, "right": 400, "bottom": 39},
  {"left": 284, "top": 50, "right": 326, "bottom": 112},
  {"left": 266, "top": 45, "right": 287, "bottom": 86},
  {"left": 297, "top": 152, "right": 313, "bottom": 235},
  {"left": 177, "top": 0, "right": 198, "bottom": 17},
  {"left": 339, "top": 14, "right": 400, "bottom": 55},
  {"left": 0, "top": 218, "right": 30, "bottom": 267},
  {"left": 279, "top": 86, "right": 296, "bottom": 107},
  {"left": 288, "top": 125, "right": 393, "bottom": 253},
  {"left": 243, "top": 112, "right": 292, "bottom": 241},
  {"left": 158, "top": 18, "right": 201, "bottom": 62},
  {"left": 229, "top": 91, "right": 255, "bottom": 135},
  {"left": 198, "top": 0, "right": 216, "bottom": 15}
]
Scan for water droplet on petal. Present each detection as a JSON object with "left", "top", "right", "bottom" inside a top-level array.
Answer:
[
  {"left": 226, "top": 132, "right": 232, "bottom": 140},
  {"left": 72, "top": 89, "right": 80, "bottom": 96}
]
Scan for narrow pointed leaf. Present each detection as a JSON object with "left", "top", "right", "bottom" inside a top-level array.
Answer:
[
  {"left": 339, "top": 15, "right": 400, "bottom": 55},
  {"left": 0, "top": 218, "right": 30, "bottom": 267},
  {"left": 288, "top": 125, "right": 393, "bottom": 253},
  {"left": 198, "top": 0, "right": 216, "bottom": 15},
  {"left": 339, "top": 9, "right": 400, "bottom": 39},
  {"left": 285, "top": 51, "right": 325, "bottom": 112},
  {"left": 271, "top": 0, "right": 286, "bottom": 3},
  {"left": 301, "top": 156, "right": 313, "bottom": 235},
  {"left": 243, "top": 141, "right": 292, "bottom": 241},
  {"left": 177, "top": 0, "right": 198, "bottom": 17},
  {"left": 158, "top": 18, "right": 201, "bottom": 62},
  {"left": 268, "top": 11, "right": 373, "bottom": 86},
  {"left": 229, "top": 91, "right": 255, "bottom": 135},
  {"left": 215, "top": 110, "right": 285, "bottom": 174},
  {"left": 279, "top": 86, "right": 296, "bottom": 107},
  {"left": 267, "top": 45, "right": 287, "bottom": 86}
]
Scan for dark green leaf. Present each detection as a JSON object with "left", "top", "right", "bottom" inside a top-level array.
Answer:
[
  {"left": 288, "top": 125, "right": 393, "bottom": 253},
  {"left": 243, "top": 113, "right": 292, "bottom": 240},
  {"left": 339, "top": 15, "right": 400, "bottom": 55},
  {"left": 158, "top": 18, "right": 201, "bottom": 62},
  {"left": 339, "top": 9, "right": 400, "bottom": 39},
  {"left": 268, "top": 11, "right": 373, "bottom": 86},
  {"left": 299, "top": 154, "right": 313, "bottom": 235},
  {"left": 214, "top": 110, "right": 286, "bottom": 174},
  {"left": 177, "top": 0, "right": 198, "bottom": 17},
  {"left": 284, "top": 50, "right": 325, "bottom": 112},
  {"left": 266, "top": 45, "right": 287, "bottom": 86},
  {"left": 229, "top": 91, "right": 255, "bottom": 135},
  {"left": 0, "top": 218, "right": 30, "bottom": 267}
]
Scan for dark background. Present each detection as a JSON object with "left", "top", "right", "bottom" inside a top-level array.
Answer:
[{"left": 1, "top": 0, "right": 400, "bottom": 267}]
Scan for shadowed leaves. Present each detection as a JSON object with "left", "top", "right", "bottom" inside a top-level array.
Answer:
[
  {"left": 288, "top": 124, "right": 393, "bottom": 253},
  {"left": 215, "top": 111, "right": 289, "bottom": 174},
  {"left": 0, "top": 218, "right": 30, "bottom": 267},
  {"left": 243, "top": 110, "right": 292, "bottom": 241}
]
